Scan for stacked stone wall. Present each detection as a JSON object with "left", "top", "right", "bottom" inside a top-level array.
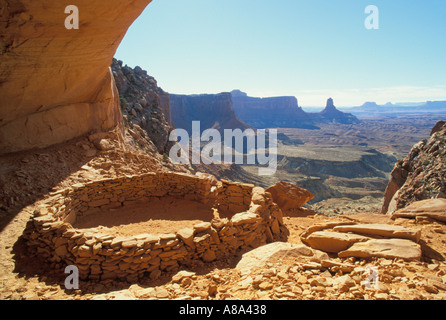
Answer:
[{"left": 24, "top": 172, "right": 288, "bottom": 282}]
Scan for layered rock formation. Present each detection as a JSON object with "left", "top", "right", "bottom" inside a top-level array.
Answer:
[
  {"left": 231, "top": 90, "right": 317, "bottom": 129},
  {"left": 381, "top": 121, "right": 446, "bottom": 214},
  {"left": 111, "top": 59, "right": 173, "bottom": 153},
  {"left": 169, "top": 93, "right": 251, "bottom": 135},
  {"left": 231, "top": 92, "right": 360, "bottom": 129},
  {"left": 0, "top": 0, "right": 152, "bottom": 154}
]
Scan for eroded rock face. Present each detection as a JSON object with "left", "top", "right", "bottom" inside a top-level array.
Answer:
[
  {"left": 381, "top": 121, "right": 446, "bottom": 214},
  {"left": 0, "top": 0, "right": 152, "bottom": 154},
  {"left": 111, "top": 59, "right": 174, "bottom": 154}
]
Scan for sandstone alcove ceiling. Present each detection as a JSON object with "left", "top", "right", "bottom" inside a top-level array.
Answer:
[{"left": 0, "top": 0, "right": 153, "bottom": 154}]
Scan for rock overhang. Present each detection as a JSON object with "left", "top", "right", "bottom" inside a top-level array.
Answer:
[{"left": 0, "top": 0, "right": 153, "bottom": 154}]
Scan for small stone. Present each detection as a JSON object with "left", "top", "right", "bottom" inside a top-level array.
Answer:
[
  {"left": 374, "top": 293, "right": 389, "bottom": 300},
  {"left": 259, "top": 282, "right": 273, "bottom": 290},
  {"left": 93, "top": 138, "right": 113, "bottom": 151},
  {"left": 155, "top": 288, "right": 170, "bottom": 299},
  {"left": 176, "top": 228, "right": 195, "bottom": 249},
  {"left": 172, "top": 271, "right": 196, "bottom": 283},
  {"left": 121, "top": 239, "right": 138, "bottom": 248},
  {"left": 181, "top": 278, "right": 193, "bottom": 286},
  {"left": 193, "top": 222, "right": 211, "bottom": 232},
  {"left": 208, "top": 283, "right": 218, "bottom": 297},
  {"left": 296, "top": 275, "right": 308, "bottom": 284},
  {"left": 133, "top": 287, "right": 156, "bottom": 299},
  {"left": 427, "top": 264, "right": 440, "bottom": 271},
  {"left": 422, "top": 281, "right": 439, "bottom": 294},
  {"left": 310, "top": 276, "right": 330, "bottom": 287},
  {"left": 150, "top": 269, "right": 162, "bottom": 281},
  {"left": 332, "top": 275, "right": 356, "bottom": 293},
  {"left": 202, "top": 249, "right": 216, "bottom": 262}
]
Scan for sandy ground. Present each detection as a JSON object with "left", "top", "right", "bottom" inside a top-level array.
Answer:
[{"left": 73, "top": 197, "right": 215, "bottom": 236}]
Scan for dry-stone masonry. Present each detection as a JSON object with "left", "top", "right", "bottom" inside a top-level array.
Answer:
[{"left": 24, "top": 172, "right": 288, "bottom": 282}]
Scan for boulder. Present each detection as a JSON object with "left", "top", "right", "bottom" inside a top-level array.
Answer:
[
  {"left": 302, "top": 231, "right": 370, "bottom": 253},
  {"left": 235, "top": 242, "right": 328, "bottom": 275},
  {"left": 338, "top": 239, "right": 422, "bottom": 261},
  {"left": 391, "top": 199, "right": 446, "bottom": 223},
  {"left": 265, "top": 181, "right": 314, "bottom": 212}
]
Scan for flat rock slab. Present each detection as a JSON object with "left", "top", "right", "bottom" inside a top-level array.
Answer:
[
  {"left": 302, "top": 231, "right": 370, "bottom": 253},
  {"left": 338, "top": 239, "right": 422, "bottom": 261},
  {"left": 300, "top": 220, "right": 357, "bottom": 239},
  {"left": 391, "top": 199, "right": 446, "bottom": 223},
  {"left": 333, "top": 224, "right": 421, "bottom": 243},
  {"left": 235, "top": 242, "right": 328, "bottom": 275}
]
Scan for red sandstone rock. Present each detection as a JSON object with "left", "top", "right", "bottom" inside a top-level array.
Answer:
[
  {"left": 391, "top": 199, "right": 446, "bottom": 223},
  {"left": 0, "top": 0, "right": 152, "bottom": 154},
  {"left": 338, "top": 239, "right": 422, "bottom": 261},
  {"left": 266, "top": 181, "right": 314, "bottom": 212},
  {"left": 303, "top": 231, "right": 370, "bottom": 253}
]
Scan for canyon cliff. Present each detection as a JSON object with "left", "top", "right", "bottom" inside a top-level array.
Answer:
[
  {"left": 0, "top": 0, "right": 152, "bottom": 155},
  {"left": 169, "top": 93, "right": 251, "bottom": 135},
  {"left": 231, "top": 90, "right": 317, "bottom": 129},
  {"left": 381, "top": 121, "right": 446, "bottom": 214},
  {"left": 111, "top": 59, "right": 173, "bottom": 154}
]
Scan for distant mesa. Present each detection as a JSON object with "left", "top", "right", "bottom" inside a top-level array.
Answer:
[
  {"left": 231, "top": 91, "right": 361, "bottom": 129},
  {"left": 342, "top": 100, "right": 446, "bottom": 117},
  {"left": 166, "top": 90, "right": 362, "bottom": 136},
  {"left": 231, "top": 89, "right": 248, "bottom": 98}
]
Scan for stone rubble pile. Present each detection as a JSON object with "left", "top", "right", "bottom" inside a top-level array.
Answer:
[{"left": 92, "top": 241, "right": 446, "bottom": 300}]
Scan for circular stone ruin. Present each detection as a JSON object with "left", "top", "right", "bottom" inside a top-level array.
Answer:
[{"left": 24, "top": 172, "right": 288, "bottom": 281}]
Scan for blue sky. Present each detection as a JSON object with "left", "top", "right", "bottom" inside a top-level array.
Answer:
[{"left": 115, "top": 0, "right": 446, "bottom": 107}]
